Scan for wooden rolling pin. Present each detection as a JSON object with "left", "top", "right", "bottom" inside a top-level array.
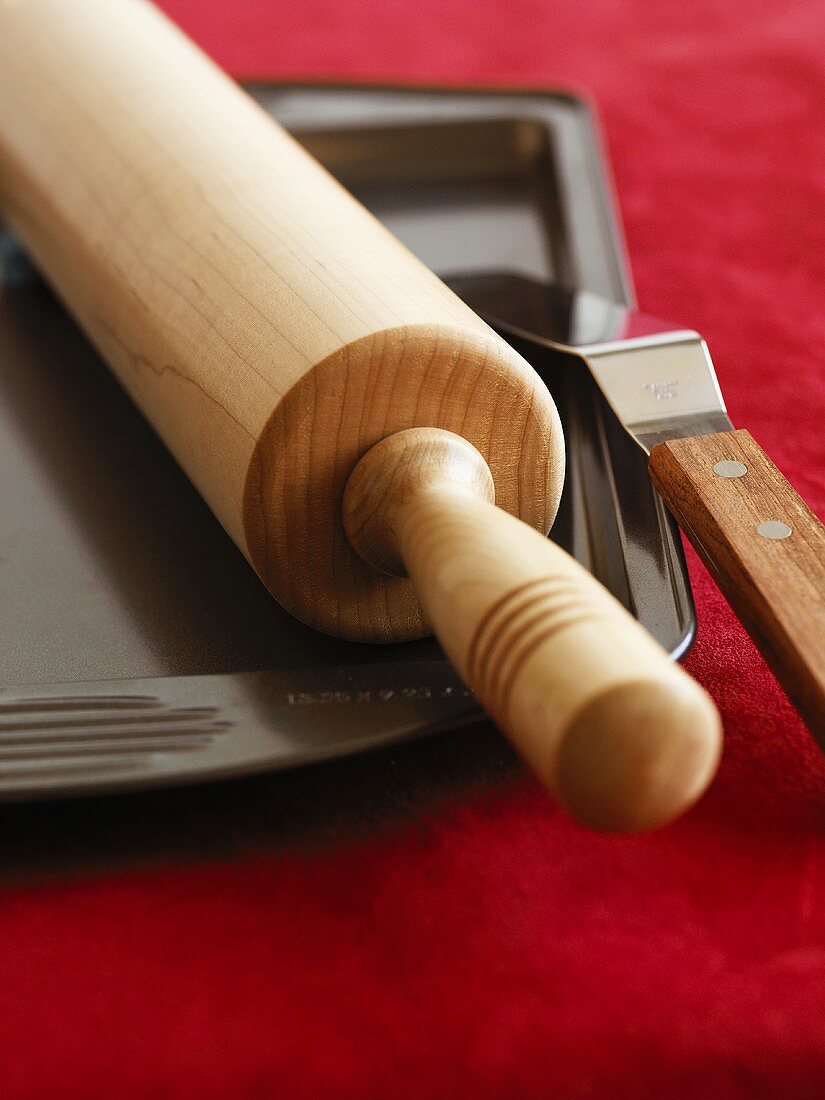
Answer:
[{"left": 0, "top": 0, "right": 722, "bottom": 830}]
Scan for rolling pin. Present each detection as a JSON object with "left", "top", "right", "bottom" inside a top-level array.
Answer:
[{"left": 0, "top": 0, "right": 722, "bottom": 831}]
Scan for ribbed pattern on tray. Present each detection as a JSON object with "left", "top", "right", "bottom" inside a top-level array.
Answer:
[{"left": 0, "top": 696, "right": 232, "bottom": 783}]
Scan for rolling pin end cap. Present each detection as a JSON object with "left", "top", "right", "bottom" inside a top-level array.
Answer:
[{"left": 553, "top": 677, "right": 722, "bottom": 833}]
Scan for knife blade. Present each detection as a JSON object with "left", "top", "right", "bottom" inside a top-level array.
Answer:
[{"left": 447, "top": 272, "right": 825, "bottom": 737}]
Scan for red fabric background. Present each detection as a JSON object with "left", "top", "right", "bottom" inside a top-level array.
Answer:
[{"left": 3, "top": 1, "right": 825, "bottom": 1096}]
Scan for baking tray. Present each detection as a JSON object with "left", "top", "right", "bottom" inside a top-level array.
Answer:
[{"left": 0, "top": 83, "right": 695, "bottom": 800}]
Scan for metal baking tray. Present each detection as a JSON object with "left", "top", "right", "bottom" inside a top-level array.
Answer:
[{"left": 0, "top": 83, "right": 695, "bottom": 801}]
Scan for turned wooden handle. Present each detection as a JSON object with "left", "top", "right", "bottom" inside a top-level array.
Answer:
[
  {"left": 649, "top": 429, "right": 825, "bottom": 736},
  {"left": 344, "top": 429, "right": 722, "bottom": 831}
]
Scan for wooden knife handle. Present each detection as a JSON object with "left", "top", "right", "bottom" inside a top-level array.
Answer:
[
  {"left": 344, "top": 429, "right": 722, "bottom": 832},
  {"left": 649, "top": 429, "right": 825, "bottom": 735}
]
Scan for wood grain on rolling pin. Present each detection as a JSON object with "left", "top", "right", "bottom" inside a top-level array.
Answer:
[{"left": 0, "top": 0, "right": 564, "bottom": 641}]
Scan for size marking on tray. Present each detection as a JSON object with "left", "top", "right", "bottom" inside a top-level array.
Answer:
[{"left": 286, "top": 686, "right": 472, "bottom": 706}]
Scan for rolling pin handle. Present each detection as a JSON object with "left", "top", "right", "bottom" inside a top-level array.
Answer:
[{"left": 343, "top": 428, "right": 722, "bottom": 832}]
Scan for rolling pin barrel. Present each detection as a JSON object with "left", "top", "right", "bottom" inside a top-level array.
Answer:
[{"left": 0, "top": 0, "right": 722, "bottom": 830}]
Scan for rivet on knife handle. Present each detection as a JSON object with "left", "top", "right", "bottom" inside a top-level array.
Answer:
[
  {"left": 649, "top": 429, "right": 825, "bottom": 734},
  {"left": 345, "top": 428, "right": 722, "bottom": 832}
]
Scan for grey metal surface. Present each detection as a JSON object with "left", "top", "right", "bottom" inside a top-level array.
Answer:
[
  {"left": 0, "top": 83, "right": 695, "bottom": 800},
  {"left": 445, "top": 271, "right": 733, "bottom": 454},
  {"left": 249, "top": 83, "right": 635, "bottom": 306}
]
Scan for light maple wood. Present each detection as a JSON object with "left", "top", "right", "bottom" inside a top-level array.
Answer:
[
  {"left": 345, "top": 429, "right": 722, "bottom": 830},
  {"left": 0, "top": 0, "right": 724, "bottom": 829},
  {"left": 0, "top": 0, "right": 564, "bottom": 641},
  {"left": 649, "top": 429, "right": 825, "bottom": 737}
]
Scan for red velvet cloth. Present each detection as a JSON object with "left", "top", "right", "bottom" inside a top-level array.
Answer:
[{"left": 3, "top": 2, "right": 825, "bottom": 1096}]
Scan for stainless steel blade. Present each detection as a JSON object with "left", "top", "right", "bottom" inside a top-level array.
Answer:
[{"left": 447, "top": 272, "right": 733, "bottom": 452}]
